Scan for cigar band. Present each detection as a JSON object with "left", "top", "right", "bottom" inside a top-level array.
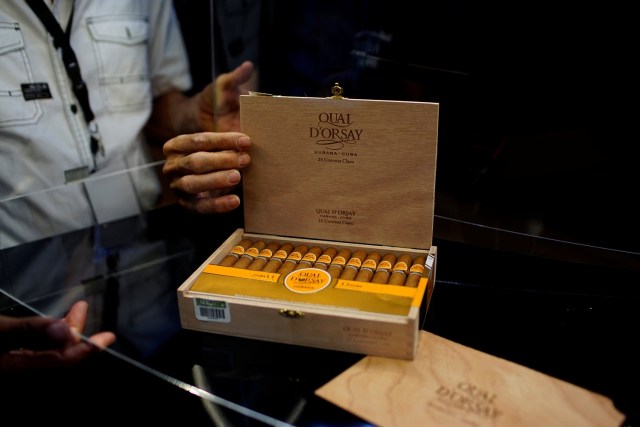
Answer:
[
  {"left": 287, "top": 252, "right": 304, "bottom": 261},
  {"left": 272, "top": 250, "right": 289, "bottom": 260},
  {"left": 244, "top": 247, "right": 261, "bottom": 258},
  {"left": 331, "top": 256, "right": 347, "bottom": 266},
  {"left": 257, "top": 248, "right": 274, "bottom": 258},
  {"left": 230, "top": 245, "right": 247, "bottom": 256},
  {"left": 377, "top": 260, "right": 393, "bottom": 270},
  {"left": 409, "top": 264, "right": 425, "bottom": 274},
  {"left": 346, "top": 258, "right": 363, "bottom": 268},
  {"left": 301, "top": 253, "right": 318, "bottom": 263},
  {"left": 361, "top": 259, "right": 378, "bottom": 269},
  {"left": 392, "top": 262, "right": 409, "bottom": 272},
  {"left": 316, "top": 254, "right": 332, "bottom": 264}
]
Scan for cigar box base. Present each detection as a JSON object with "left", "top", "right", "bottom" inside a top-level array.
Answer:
[{"left": 177, "top": 229, "right": 437, "bottom": 360}]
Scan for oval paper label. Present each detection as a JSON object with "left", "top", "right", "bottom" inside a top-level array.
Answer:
[{"left": 284, "top": 268, "right": 331, "bottom": 294}]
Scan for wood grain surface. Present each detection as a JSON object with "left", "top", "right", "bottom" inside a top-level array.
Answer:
[{"left": 316, "top": 331, "right": 625, "bottom": 427}]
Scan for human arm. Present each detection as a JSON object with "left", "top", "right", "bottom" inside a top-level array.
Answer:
[{"left": 0, "top": 301, "right": 116, "bottom": 374}]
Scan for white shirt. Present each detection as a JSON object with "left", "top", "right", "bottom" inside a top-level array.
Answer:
[{"left": 0, "top": 0, "right": 192, "bottom": 248}]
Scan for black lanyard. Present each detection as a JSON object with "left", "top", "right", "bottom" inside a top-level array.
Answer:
[{"left": 25, "top": 0, "right": 105, "bottom": 171}]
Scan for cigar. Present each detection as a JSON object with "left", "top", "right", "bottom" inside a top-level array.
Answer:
[
  {"left": 262, "top": 243, "right": 294, "bottom": 273},
  {"left": 354, "top": 251, "right": 382, "bottom": 282},
  {"left": 404, "top": 255, "right": 427, "bottom": 288},
  {"left": 247, "top": 241, "right": 282, "bottom": 271},
  {"left": 218, "top": 239, "right": 253, "bottom": 266},
  {"left": 371, "top": 253, "right": 397, "bottom": 284},
  {"left": 232, "top": 240, "right": 267, "bottom": 269},
  {"left": 387, "top": 254, "right": 414, "bottom": 286},
  {"left": 294, "top": 246, "right": 324, "bottom": 271},
  {"left": 327, "top": 248, "right": 352, "bottom": 278},
  {"left": 338, "top": 250, "right": 367, "bottom": 281},
  {"left": 313, "top": 247, "right": 338, "bottom": 271},
  {"left": 276, "top": 244, "right": 309, "bottom": 275}
]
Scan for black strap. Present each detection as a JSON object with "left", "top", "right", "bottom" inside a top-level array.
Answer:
[{"left": 25, "top": 0, "right": 104, "bottom": 169}]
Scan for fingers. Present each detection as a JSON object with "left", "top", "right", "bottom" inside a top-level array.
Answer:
[
  {"left": 0, "top": 348, "right": 66, "bottom": 373},
  {"left": 173, "top": 174, "right": 243, "bottom": 214},
  {"left": 163, "top": 132, "right": 251, "bottom": 157},
  {"left": 0, "top": 334, "right": 116, "bottom": 374},
  {"left": 163, "top": 133, "right": 250, "bottom": 177},
  {"left": 86, "top": 331, "right": 117, "bottom": 350},
  {"left": 217, "top": 61, "right": 255, "bottom": 93},
  {"left": 0, "top": 316, "right": 70, "bottom": 352},
  {"left": 178, "top": 191, "right": 242, "bottom": 214},
  {"left": 0, "top": 300, "right": 92, "bottom": 353},
  {"left": 62, "top": 301, "right": 116, "bottom": 349},
  {"left": 167, "top": 147, "right": 250, "bottom": 176},
  {"left": 214, "top": 61, "right": 255, "bottom": 118},
  {"left": 63, "top": 300, "right": 89, "bottom": 340},
  {"left": 163, "top": 132, "right": 251, "bottom": 214},
  {"left": 172, "top": 168, "right": 242, "bottom": 193},
  {"left": 164, "top": 150, "right": 249, "bottom": 196}
]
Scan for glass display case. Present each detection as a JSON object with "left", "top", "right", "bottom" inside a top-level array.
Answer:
[{"left": 1, "top": 1, "right": 638, "bottom": 425}]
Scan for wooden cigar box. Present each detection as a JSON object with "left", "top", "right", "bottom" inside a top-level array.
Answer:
[{"left": 177, "top": 85, "right": 439, "bottom": 360}]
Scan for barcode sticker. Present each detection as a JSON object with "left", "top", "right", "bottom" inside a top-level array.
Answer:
[{"left": 194, "top": 298, "right": 231, "bottom": 323}]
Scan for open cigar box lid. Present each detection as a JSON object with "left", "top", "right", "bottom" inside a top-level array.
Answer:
[{"left": 239, "top": 85, "right": 439, "bottom": 250}]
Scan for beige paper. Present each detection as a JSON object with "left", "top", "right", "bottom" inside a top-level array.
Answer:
[{"left": 316, "top": 331, "right": 624, "bottom": 427}]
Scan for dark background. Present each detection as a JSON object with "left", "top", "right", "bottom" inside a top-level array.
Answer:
[{"left": 174, "top": 0, "right": 638, "bottom": 262}]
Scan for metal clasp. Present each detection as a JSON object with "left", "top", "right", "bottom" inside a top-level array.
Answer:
[
  {"left": 330, "top": 82, "right": 344, "bottom": 99},
  {"left": 88, "top": 120, "right": 105, "bottom": 156},
  {"left": 279, "top": 309, "right": 305, "bottom": 319}
]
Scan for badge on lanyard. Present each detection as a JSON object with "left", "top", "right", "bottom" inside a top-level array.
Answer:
[{"left": 21, "top": 82, "right": 53, "bottom": 100}]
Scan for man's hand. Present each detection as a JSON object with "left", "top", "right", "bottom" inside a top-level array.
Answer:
[
  {"left": 162, "top": 132, "right": 251, "bottom": 214},
  {"left": 160, "top": 61, "right": 255, "bottom": 214},
  {"left": 0, "top": 301, "right": 116, "bottom": 374}
]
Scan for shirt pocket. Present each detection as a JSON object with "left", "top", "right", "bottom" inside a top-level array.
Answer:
[
  {"left": 87, "top": 15, "right": 151, "bottom": 112},
  {"left": 0, "top": 21, "right": 42, "bottom": 128}
]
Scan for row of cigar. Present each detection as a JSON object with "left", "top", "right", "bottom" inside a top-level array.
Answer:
[{"left": 216, "top": 239, "right": 427, "bottom": 287}]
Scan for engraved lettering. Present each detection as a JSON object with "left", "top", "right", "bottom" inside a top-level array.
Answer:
[
  {"left": 432, "top": 382, "right": 502, "bottom": 419},
  {"left": 310, "top": 111, "right": 364, "bottom": 150}
]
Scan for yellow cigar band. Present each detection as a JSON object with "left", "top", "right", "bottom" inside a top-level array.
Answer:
[
  {"left": 362, "top": 259, "right": 378, "bottom": 269},
  {"left": 346, "top": 258, "right": 362, "bottom": 268},
  {"left": 258, "top": 249, "right": 274, "bottom": 258},
  {"left": 272, "top": 250, "right": 289, "bottom": 260},
  {"left": 301, "top": 253, "right": 318, "bottom": 263},
  {"left": 392, "top": 262, "right": 409, "bottom": 272},
  {"left": 245, "top": 247, "right": 260, "bottom": 257},
  {"left": 331, "top": 256, "right": 347, "bottom": 266},
  {"left": 230, "top": 245, "right": 246, "bottom": 256},
  {"left": 409, "top": 264, "right": 425, "bottom": 274},
  {"left": 316, "top": 254, "right": 332, "bottom": 264},
  {"left": 378, "top": 260, "right": 393, "bottom": 270},
  {"left": 287, "top": 252, "right": 303, "bottom": 262}
]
